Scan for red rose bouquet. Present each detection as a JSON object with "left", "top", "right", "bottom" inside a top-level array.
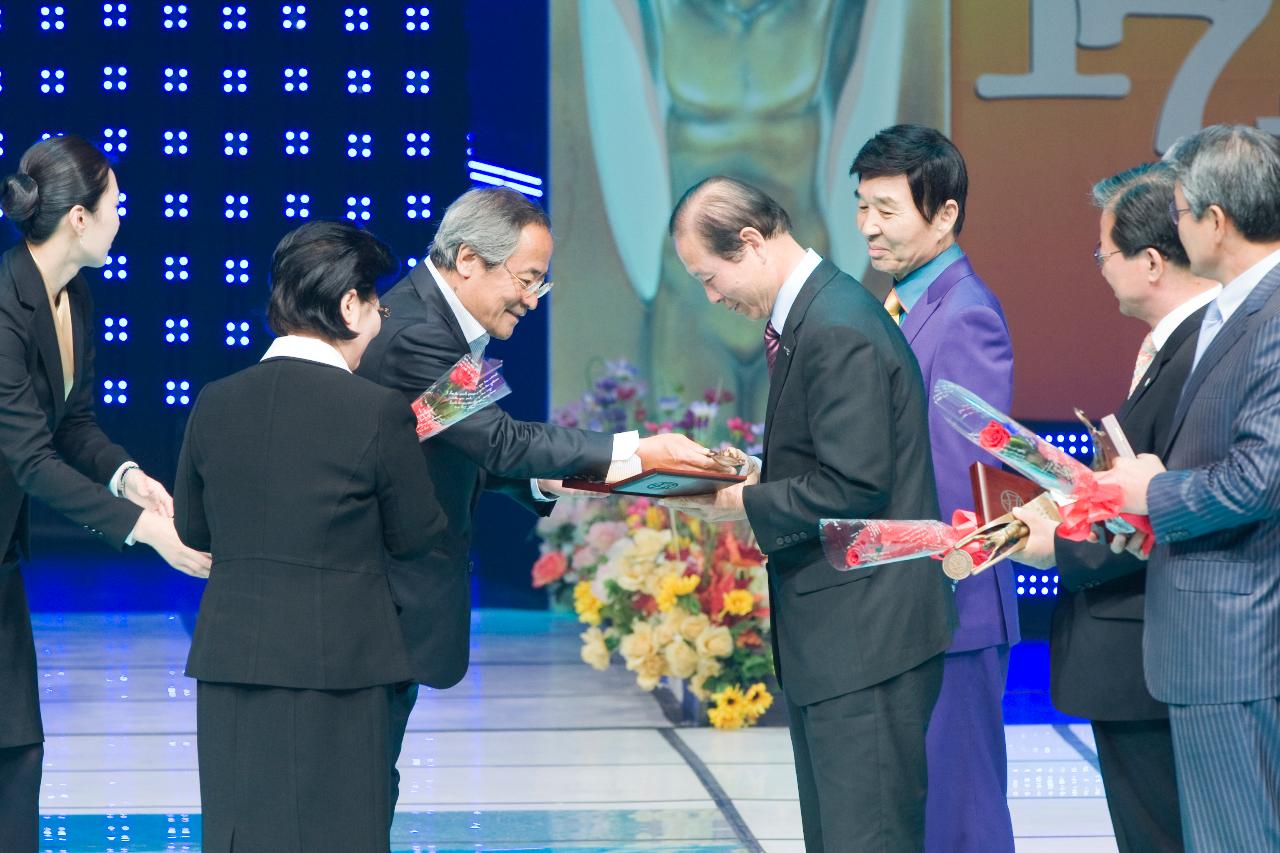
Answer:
[{"left": 411, "top": 352, "right": 511, "bottom": 441}]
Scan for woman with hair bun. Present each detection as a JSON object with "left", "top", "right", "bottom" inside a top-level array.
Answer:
[{"left": 0, "top": 135, "right": 211, "bottom": 853}]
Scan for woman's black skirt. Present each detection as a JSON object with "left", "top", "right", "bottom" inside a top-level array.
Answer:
[
  {"left": 0, "top": 566, "right": 42, "bottom": 749},
  {"left": 197, "top": 680, "right": 396, "bottom": 853}
]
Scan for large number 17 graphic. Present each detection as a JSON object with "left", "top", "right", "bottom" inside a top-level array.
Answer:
[{"left": 976, "top": 0, "right": 1272, "bottom": 152}]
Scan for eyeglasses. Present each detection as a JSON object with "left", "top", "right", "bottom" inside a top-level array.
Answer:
[
  {"left": 1093, "top": 243, "right": 1124, "bottom": 269},
  {"left": 1168, "top": 200, "right": 1192, "bottom": 227},
  {"left": 376, "top": 303, "right": 390, "bottom": 318},
  {"left": 502, "top": 261, "right": 554, "bottom": 299}
]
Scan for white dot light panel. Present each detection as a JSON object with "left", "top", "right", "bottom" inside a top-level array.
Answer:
[{"left": 0, "top": 1, "right": 470, "bottom": 469}]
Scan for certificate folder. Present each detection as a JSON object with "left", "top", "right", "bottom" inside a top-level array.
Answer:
[
  {"left": 969, "top": 463, "right": 1044, "bottom": 524},
  {"left": 564, "top": 468, "right": 746, "bottom": 498}
]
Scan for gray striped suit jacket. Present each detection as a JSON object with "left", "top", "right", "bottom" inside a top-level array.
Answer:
[{"left": 1145, "top": 258, "right": 1280, "bottom": 705}]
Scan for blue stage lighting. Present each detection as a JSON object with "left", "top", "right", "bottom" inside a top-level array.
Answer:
[
  {"left": 282, "top": 4, "right": 307, "bottom": 29},
  {"left": 346, "top": 68, "right": 372, "bottom": 94},
  {"left": 40, "top": 6, "right": 66, "bottom": 32},
  {"left": 116, "top": 191, "right": 127, "bottom": 217},
  {"left": 162, "top": 4, "right": 188, "bottom": 29},
  {"left": 222, "top": 68, "right": 248, "bottom": 94},
  {"left": 404, "top": 70, "right": 429, "bottom": 95},
  {"left": 224, "top": 321, "right": 251, "bottom": 347},
  {"left": 344, "top": 6, "right": 369, "bottom": 32},
  {"left": 224, "top": 258, "right": 251, "bottom": 285},
  {"left": 346, "top": 133, "right": 372, "bottom": 159},
  {"left": 101, "top": 128, "right": 128, "bottom": 154},
  {"left": 102, "top": 66, "right": 128, "bottom": 91},
  {"left": 405, "top": 194, "right": 430, "bottom": 220},
  {"left": 165, "top": 380, "right": 191, "bottom": 407},
  {"left": 40, "top": 68, "right": 66, "bottom": 95},
  {"left": 0, "top": 133, "right": 5, "bottom": 158},
  {"left": 404, "top": 6, "right": 429, "bottom": 31},
  {"left": 102, "top": 316, "right": 129, "bottom": 343},
  {"left": 102, "top": 254, "right": 128, "bottom": 281},
  {"left": 224, "top": 194, "right": 249, "bottom": 219},
  {"left": 0, "top": 72, "right": 4, "bottom": 95},
  {"left": 345, "top": 196, "right": 371, "bottom": 222},
  {"left": 223, "top": 131, "right": 249, "bottom": 157},
  {"left": 163, "top": 130, "right": 189, "bottom": 156},
  {"left": 164, "top": 256, "right": 190, "bottom": 282},
  {"left": 163, "top": 193, "right": 190, "bottom": 219},
  {"left": 283, "top": 130, "right": 310, "bottom": 156},
  {"left": 164, "top": 317, "right": 190, "bottom": 344},
  {"left": 284, "top": 193, "right": 311, "bottom": 219},
  {"left": 405, "top": 132, "right": 430, "bottom": 158},
  {"left": 103, "top": 2, "right": 128, "bottom": 28},
  {"left": 102, "top": 379, "right": 128, "bottom": 406},
  {"left": 222, "top": 5, "right": 247, "bottom": 31},
  {"left": 163, "top": 67, "right": 189, "bottom": 93},
  {"left": 283, "top": 67, "right": 309, "bottom": 92}
]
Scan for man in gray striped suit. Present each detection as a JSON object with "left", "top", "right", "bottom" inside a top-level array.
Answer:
[{"left": 1102, "top": 124, "right": 1280, "bottom": 851}]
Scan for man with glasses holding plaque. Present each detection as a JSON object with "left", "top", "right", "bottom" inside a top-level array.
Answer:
[
  {"left": 1016, "top": 162, "right": 1217, "bottom": 852},
  {"left": 357, "top": 186, "right": 726, "bottom": 815}
]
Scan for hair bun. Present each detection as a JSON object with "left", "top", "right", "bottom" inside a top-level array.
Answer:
[{"left": 0, "top": 172, "right": 40, "bottom": 226}]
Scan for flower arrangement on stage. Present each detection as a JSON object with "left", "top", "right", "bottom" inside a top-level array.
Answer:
[{"left": 531, "top": 359, "right": 773, "bottom": 729}]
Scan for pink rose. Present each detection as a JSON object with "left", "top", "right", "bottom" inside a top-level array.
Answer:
[
  {"left": 586, "top": 521, "right": 628, "bottom": 553},
  {"left": 449, "top": 360, "right": 481, "bottom": 391},
  {"left": 531, "top": 551, "right": 569, "bottom": 588}
]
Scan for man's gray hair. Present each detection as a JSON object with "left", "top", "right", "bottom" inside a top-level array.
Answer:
[
  {"left": 428, "top": 187, "right": 551, "bottom": 271},
  {"left": 1163, "top": 124, "right": 1280, "bottom": 243}
]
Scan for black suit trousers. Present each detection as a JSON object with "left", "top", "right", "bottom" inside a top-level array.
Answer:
[
  {"left": 787, "top": 653, "right": 944, "bottom": 852},
  {"left": 1093, "top": 718, "right": 1184, "bottom": 853}
]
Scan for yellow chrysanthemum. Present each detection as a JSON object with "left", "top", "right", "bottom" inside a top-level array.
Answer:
[
  {"left": 742, "top": 682, "right": 774, "bottom": 722},
  {"left": 720, "top": 589, "right": 755, "bottom": 617},
  {"left": 573, "top": 580, "right": 602, "bottom": 626},
  {"left": 655, "top": 572, "right": 702, "bottom": 612},
  {"left": 646, "top": 506, "right": 666, "bottom": 530},
  {"left": 708, "top": 703, "right": 746, "bottom": 729}
]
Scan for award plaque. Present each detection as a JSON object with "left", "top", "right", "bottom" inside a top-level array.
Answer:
[{"left": 563, "top": 468, "right": 746, "bottom": 498}]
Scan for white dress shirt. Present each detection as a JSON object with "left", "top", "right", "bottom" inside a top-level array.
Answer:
[
  {"left": 423, "top": 260, "right": 641, "bottom": 496},
  {"left": 1150, "top": 285, "right": 1221, "bottom": 351},
  {"left": 770, "top": 249, "right": 823, "bottom": 333}
]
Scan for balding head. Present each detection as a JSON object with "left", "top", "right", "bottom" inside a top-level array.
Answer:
[{"left": 669, "top": 176, "right": 793, "bottom": 260}]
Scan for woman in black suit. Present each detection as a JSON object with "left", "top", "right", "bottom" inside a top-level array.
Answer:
[
  {"left": 174, "top": 221, "right": 446, "bottom": 853},
  {"left": 0, "top": 136, "right": 211, "bottom": 853}
]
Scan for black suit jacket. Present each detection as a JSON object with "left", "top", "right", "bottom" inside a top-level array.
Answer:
[
  {"left": 741, "top": 259, "right": 956, "bottom": 707},
  {"left": 176, "top": 357, "right": 446, "bottom": 690},
  {"left": 1048, "top": 306, "right": 1205, "bottom": 720},
  {"left": 356, "top": 264, "right": 614, "bottom": 687},
  {"left": 0, "top": 243, "right": 140, "bottom": 563}
]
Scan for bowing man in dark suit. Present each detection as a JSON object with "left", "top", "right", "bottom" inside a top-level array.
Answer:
[
  {"left": 851, "top": 125, "right": 1018, "bottom": 853},
  {"left": 356, "top": 187, "right": 727, "bottom": 808},
  {"left": 1102, "top": 125, "right": 1280, "bottom": 851},
  {"left": 174, "top": 222, "right": 446, "bottom": 853},
  {"left": 0, "top": 136, "right": 211, "bottom": 853},
  {"left": 666, "top": 176, "right": 955, "bottom": 852},
  {"left": 1016, "top": 162, "right": 1218, "bottom": 852}
]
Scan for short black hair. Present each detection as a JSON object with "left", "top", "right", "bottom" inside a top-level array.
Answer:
[
  {"left": 850, "top": 124, "right": 968, "bottom": 235},
  {"left": 1093, "top": 163, "right": 1190, "bottom": 267},
  {"left": 668, "top": 176, "right": 792, "bottom": 260},
  {"left": 0, "top": 135, "right": 112, "bottom": 243},
  {"left": 267, "top": 221, "right": 396, "bottom": 340}
]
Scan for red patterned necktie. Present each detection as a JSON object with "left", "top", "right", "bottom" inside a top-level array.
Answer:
[{"left": 764, "top": 321, "right": 781, "bottom": 372}]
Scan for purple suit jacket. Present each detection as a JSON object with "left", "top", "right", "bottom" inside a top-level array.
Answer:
[{"left": 900, "top": 255, "right": 1020, "bottom": 652}]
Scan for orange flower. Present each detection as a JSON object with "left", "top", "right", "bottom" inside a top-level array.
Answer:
[{"left": 531, "top": 551, "right": 568, "bottom": 588}]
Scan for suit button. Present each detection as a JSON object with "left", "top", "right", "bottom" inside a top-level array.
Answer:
[{"left": 776, "top": 537, "right": 784, "bottom": 545}]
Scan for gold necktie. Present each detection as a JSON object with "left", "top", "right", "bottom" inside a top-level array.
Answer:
[
  {"left": 884, "top": 288, "right": 905, "bottom": 325},
  {"left": 49, "top": 289, "right": 74, "bottom": 400}
]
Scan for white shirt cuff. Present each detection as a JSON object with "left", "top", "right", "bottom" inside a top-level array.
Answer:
[
  {"left": 530, "top": 479, "right": 554, "bottom": 502},
  {"left": 110, "top": 462, "right": 138, "bottom": 498},
  {"left": 605, "top": 455, "right": 643, "bottom": 483},
  {"left": 612, "top": 431, "right": 639, "bottom": 461}
]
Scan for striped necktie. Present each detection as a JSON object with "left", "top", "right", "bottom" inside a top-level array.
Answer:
[{"left": 764, "top": 321, "right": 781, "bottom": 372}]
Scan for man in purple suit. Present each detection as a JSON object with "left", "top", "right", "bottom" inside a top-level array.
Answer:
[{"left": 851, "top": 125, "right": 1018, "bottom": 853}]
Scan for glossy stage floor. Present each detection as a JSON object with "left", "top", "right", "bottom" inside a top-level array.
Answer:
[{"left": 34, "top": 610, "right": 1119, "bottom": 852}]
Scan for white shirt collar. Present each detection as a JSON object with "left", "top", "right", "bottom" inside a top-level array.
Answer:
[
  {"left": 770, "top": 249, "right": 823, "bottom": 331},
  {"left": 1149, "top": 285, "right": 1222, "bottom": 351},
  {"left": 260, "top": 335, "right": 351, "bottom": 373},
  {"left": 426, "top": 258, "right": 489, "bottom": 353},
  {"left": 1215, "top": 246, "right": 1280, "bottom": 325}
]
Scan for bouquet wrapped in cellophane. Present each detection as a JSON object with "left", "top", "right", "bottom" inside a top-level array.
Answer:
[
  {"left": 931, "top": 379, "right": 1153, "bottom": 546},
  {"left": 411, "top": 352, "right": 511, "bottom": 441}
]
